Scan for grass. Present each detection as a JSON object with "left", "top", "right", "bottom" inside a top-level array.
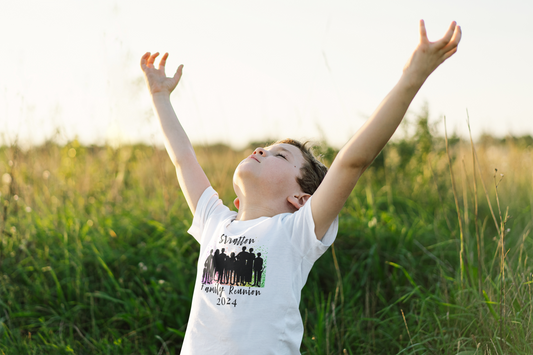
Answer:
[{"left": 0, "top": 125, "right": 532, "bottom": 354}]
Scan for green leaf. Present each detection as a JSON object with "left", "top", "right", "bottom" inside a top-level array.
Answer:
[
  {"left": 87, "top": 291, "right": 125, "bottom": 304},
  {"left": 167, "top": 327, "right": 185, "bottom": 338},
  {"left": 9, "top": 312, "right": 41, "bottom": 319},
  {"left": 483, "top": 290, "right": 499, "bottom": 320}
]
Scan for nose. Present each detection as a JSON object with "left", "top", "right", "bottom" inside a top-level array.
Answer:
[{"left": 253, "top": 147, "right": 266, "bottom": 156}]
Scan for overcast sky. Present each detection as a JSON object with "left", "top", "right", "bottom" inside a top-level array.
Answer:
[{"left": 1, "top": 0, "right": 532, "bottom": 148}]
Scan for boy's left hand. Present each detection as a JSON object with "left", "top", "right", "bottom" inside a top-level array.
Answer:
[
  {"left": 310, "top": 20, "right": 461, "bottom": 240},
  {"left": 403, "top": 20, "right": 462, "bottom": 84}
]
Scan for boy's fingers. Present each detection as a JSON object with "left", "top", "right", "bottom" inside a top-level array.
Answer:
[
  {"left": 158, "top": 52, "right": 169, "bottom": 70},
  {"left": 173, "top": 64, "right": 184, "bottom": 81},
  {"left": 419, "top": 19, "right": 428, "bottom": 43},
  {"left": 435, "top": 21, "right": 457, "bottom": 50},
  {"left": 451, "top": 25, "right": 462, "bottom": 46},
  {"left": 441, "top": 25, "right": 462, "bottom": 54},
  {"left": 140, "top": 52, "right": 150, "bottom": 69},
  {"left": 441, "top": 46, "right": 458, "bottom": 62},
  {"left": 147, "top": 52, "right": 160, "bottom": 66}
]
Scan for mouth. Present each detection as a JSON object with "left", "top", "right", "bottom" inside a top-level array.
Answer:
[{"left": 248, "top": 155, "right": 260, "bottom": 163}]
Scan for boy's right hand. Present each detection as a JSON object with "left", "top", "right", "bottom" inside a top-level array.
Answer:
[{"left": 140, "top": 52, "right": 183, "bottom": 96}]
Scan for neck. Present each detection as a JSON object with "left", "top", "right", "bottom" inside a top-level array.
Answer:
[{"left": 235, "top": 196, "right": 296, "bottom": 221}]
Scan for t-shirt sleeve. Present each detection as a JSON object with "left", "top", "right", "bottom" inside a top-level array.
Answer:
[
  {"left": 286, "top": 195, "right": 339, "bottom": 263},
  {"left": 187, "top": 186, "right": 231, "bottom": 244}
]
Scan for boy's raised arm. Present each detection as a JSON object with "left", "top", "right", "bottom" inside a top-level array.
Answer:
[
  {"left": 311, "top": 20, "right": 462, "bottom": 239},
  {"left": 141, "top": 52, "right": 210, "bottom": 214}
]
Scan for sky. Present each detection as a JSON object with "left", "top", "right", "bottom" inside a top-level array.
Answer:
[{"left": 1, "top": 0, "right": 532, "bottom": 149}]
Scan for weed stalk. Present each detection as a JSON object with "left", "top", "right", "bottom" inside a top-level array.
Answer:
[
  {"left": 467, "top": 117, "right": 483, "bottom": 297},
  {"left": 444, "top": 117, "right": 467, "bottom": 287}
]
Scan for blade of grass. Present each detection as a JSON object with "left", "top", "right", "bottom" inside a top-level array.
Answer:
[
  {"left": 466, "top": 115, "right": 483, "bottom": 297},
  {"left": 444, "top": 117, "right": 467, "bottom": 288}
]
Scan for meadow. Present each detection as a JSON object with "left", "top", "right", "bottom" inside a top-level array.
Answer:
[{"left": 1, "top": 117, "right": 532, "bottom": 354}]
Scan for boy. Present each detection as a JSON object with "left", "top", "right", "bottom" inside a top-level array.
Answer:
[{"left": 141, "top": 20, "right": 461, "bottom": 354}]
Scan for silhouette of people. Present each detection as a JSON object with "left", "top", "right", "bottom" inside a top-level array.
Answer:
[
  {"left": 202, "top": 246, "right": 265, "bottom": 287},
  {"left": 202, "top": 249, "right": 215, "bottom": 284},
  {"left": 235, "top": 247, "right": 249, "bottom": 286},
  {"left": 252, "top": 252, "right": 264, "bottom": 287},
  {"left": 225, "top": 252, "right": 236, "bottom": 285},
  {"left": 214, "top": 248, "right": 228, "bottom": 283},
  {"left": 245, "top": 248, "right": 255, "bottom": 284}
]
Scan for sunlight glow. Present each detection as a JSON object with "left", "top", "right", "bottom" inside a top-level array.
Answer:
[{"left": 1, "top": 0, "right": 532, "bottom": 148}]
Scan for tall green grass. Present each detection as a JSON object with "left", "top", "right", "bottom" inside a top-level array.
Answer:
[{"left": 1, "top": 124, "right": 532, "bottom": 354}]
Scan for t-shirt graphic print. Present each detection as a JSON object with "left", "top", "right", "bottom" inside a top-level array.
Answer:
[
  {"left": 202, "top": 243, "right": 266, "bottom": 288},
  {"left": 183, "top": 187, "right": 338, "bottom": 354}
]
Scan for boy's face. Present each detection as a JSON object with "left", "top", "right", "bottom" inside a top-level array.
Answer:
[{"left": 233, "top": 143, "right": 306, "bottom": 205}]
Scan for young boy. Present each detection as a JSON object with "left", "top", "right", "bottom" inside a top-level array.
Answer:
[{"left": 141, "top": 20, "right": 461, "bottom": 354}]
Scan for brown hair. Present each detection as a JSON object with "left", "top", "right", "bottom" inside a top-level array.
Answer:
[{"left": 273, "top": 138, "right": 328, "bottom": 195}]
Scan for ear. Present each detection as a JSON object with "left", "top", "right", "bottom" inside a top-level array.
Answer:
[
  {"left": 233, "top": 197, "right": 240, "bottom": 210},
  {"left": 287, "top": 193, "right": 311, "bottom": 211}
]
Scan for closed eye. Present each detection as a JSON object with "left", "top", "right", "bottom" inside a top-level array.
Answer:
[{"left": 276, "top": 153, "right": 287, "bottom": 160}]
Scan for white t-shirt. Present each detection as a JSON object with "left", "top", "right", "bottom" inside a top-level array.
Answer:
[{"left": 181, "top": 187, "right": 338, "bottom": 354}]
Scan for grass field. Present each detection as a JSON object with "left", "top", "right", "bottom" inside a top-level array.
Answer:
[{"left": 1, "top": 121, "right": 532, "bottom": 354}]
